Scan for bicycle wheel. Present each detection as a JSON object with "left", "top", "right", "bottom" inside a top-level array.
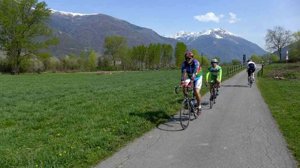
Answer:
[
  {"left": 209, "top": 94, "right": 213, "bottom": 109},
  {"left": 190, "top": 99, "right": 198, "bottom": 119},
  {"left": 249, "top": 76, "right": 253, "bottom": 88},
  {"left": 209, "top": 88, "right": 215, "bottom": 109},
  {"left": 180, "top": 99, "right": 191, "bottom": 129}
]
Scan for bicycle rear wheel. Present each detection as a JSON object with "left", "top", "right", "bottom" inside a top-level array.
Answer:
[
  {"left": 180, "top": 99, "right": 191, "bottom": 129},
  {"left": 210, "top": 95, "right": 213, "bottom": 109},
  {"left": 209, "top": 88, "right": 215, "bottom": 109},
  {"left": 249, "top": 76, "right": 254, "bottom": 87}
]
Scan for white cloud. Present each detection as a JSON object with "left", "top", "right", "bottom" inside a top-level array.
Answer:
[
  {"left": 228, "top": 12, "right": 240, "bottom": 23},
  {"left": 194, "top": 12, "right": 224, "bottom": 23}
]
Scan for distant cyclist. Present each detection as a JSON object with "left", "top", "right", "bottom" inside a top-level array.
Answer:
[
  {"left": 180, "top": 51, "right": 203, "bottom": 112},
  {"left": 247, "top": 59, "right": 256, "bottom": 84},
  {"left": 206, "top": 59, "right": 222, "bottom": 95}
]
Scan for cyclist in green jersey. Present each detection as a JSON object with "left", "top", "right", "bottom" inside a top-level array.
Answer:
[{"left": 205, "top": 59, "right": 222, "bottom": 95}]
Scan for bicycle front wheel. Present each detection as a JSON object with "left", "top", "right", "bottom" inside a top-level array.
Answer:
[
  {"left": 210, "top": 95, "right": 213, "bottom": 109},
  {"left": 210, "top": 89, "right": 215, "bottom": 109},
  {"left": 180, "top": 99, "right": 191, "bottom": 129}
]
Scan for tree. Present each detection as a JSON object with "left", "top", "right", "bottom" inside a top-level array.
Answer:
[
  {"left": 131, "top": 45, "right": 148, "bottom": 70},
  {"left": 118, "top": 47, "right": 130, "bottom": 70},
  {"left": 250, "top": 54, "right": 263, "bottom": 63},
  {"left": 231, "top": 59, "right": 241, "bottom": 65},
  {"left": 103, "top": 36, "right": 127, "bottom": 68},
  {"left": 270, "top": 54, "right": 280, "bottom": 63},
  {"left": 147, "top": 43, "right": 161, "bottom": 69},
  {"left": 265, "top": 26, "right": 292, "bottom": 61},
  {"left": 88, "top": 50, "right": 97, "bottom": 71},
  {"left": 161, "top": 44, "right": 173, "bottom": 68},
  {"left": 191, "top": 49, "right": 201, "bottom": 61},
  {"left": 36, "top": 52, "right": 51, "bottom": 71},
  {"left": 289, "top": 31, "right": 300, "bottom": 62},
  {"left": 0, "top": 0, "right": 56, "bottom": 74},
  {"left": 175, "top": 42, "right": 187, "bottom": 67}
]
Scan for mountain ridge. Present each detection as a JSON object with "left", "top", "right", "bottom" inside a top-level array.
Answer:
[
  {"left": 172, "top": 28, "right": 267, "bottom": 62},
  {"left": 47, "top": 11, "right": 177, "bottom": 57},
  {"left": 47, "top": 10, "right": 266, "bottom": 62}
]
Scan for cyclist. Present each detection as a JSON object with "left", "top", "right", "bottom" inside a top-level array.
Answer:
[
  {"left": 205, "top": 59, "right": 222, "bottom": 96},
  {"left": 247, "top": 59, "right": 256, "bottom": 84},
  {"left": 180, "top": 51, "right": 203, "bottom": 112}
]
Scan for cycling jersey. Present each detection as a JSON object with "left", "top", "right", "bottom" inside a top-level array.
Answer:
[
  {"left": 247, "top": 61, "right": 256, "bottom": 70},
  {"left": 206, "top": 65, "right": 222, "bottom": 83},
  {"left": 181, "top": 59, "right": 203, "bottom": 81}
]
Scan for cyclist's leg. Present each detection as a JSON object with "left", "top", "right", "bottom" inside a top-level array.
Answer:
[
  {"left": 194, "top": 76, "right": 202, "bottom": 109},
  {"left": 216, "top": 81, "right": 220, "bottom": 95},
  {"left": 247, "top": 69, "right": 251, "bottom": 84},
  {"left": 182, "top": 79, "right": 191, "bottom": 96},
  {"left": 209, "top": 80, "right": 214, "bottom": 94},
  {"left": 209, "top": 80, "right": 215, "bottom": 99}
]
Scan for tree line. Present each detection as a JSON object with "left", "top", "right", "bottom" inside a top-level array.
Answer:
[{"left": 1, "top": 0, "right": 299, "bottom": 74}]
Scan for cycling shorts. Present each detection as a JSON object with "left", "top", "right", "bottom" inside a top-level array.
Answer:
[{"left": 183, "top": 76, "right": 203, "bottom": 89}]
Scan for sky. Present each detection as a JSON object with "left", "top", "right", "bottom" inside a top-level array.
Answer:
[{"left": 41, "top": 0, "right": 300, "bottom": 50}]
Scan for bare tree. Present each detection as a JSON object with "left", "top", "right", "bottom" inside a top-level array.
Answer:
[{"left": 265, "top": 26, "right": 292, "bottom": 61}]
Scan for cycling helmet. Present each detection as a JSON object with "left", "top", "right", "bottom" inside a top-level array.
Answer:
[
  {"left": 184, "top": 51, "right": 194, "bottom": 59},
  {"left": 211, "top": 58, "right": 218, "bottom": 63}
]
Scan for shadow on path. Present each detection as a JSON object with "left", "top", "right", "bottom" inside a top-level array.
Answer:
[
  {"left": 222, "top": 84, "right": 249, "bottom": 88},
  {"left": 129, "top": 110, "right": 170, "bottom": 125}
]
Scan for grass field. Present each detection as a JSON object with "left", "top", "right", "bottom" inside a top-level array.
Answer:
[
  {"left": 0, "top": 70, "right": 185, "bottom": 167},
  {"left": 257, "top": 62, "right": 300, "bottom": 166},
  {"left": 0, "top": 65, "right": 242, "bottom": 167}
]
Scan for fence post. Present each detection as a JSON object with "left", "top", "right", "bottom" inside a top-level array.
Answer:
[{"left": 226, "top": 67, "right": 229, "bottom": 77}]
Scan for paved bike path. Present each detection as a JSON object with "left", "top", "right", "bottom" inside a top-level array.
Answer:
[{"left": 96, "top": 69, "right": 297, "bottom": 168}]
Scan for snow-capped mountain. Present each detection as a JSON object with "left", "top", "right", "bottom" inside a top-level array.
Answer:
[
  {"left": 51, "top": 9, "right": 98, "bottom": 17},
  {"left": 172, "top": 28, "right": 266, "bottom": 62},
  {"left": 173, "top": 28, "right": 235, "bottom": 41}
]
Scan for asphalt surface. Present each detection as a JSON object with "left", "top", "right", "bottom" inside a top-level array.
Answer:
[{"left": 96, "top": 68, "right": 297, "bottom": 168}]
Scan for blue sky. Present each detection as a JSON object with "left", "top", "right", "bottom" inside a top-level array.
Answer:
[{"left": 42, "top": 0, "right": 300, "bottom": 49}]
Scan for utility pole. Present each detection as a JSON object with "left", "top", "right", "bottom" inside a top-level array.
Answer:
[
  {"left": 286, "top": 50, "right": 289, "bottom": 64},
  {"left": 243, "top": 54, "right": 246, "bottom": 65}
]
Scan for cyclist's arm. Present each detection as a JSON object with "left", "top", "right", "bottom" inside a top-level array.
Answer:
[
  {"left": 181, "top": 63, "right": 187, "bottom": 81},
  {"left": 217, "top": 67, "right": 222, "bottom": 82},
  {"left": 181, "top": 70, "right": 187, "bottom": 81},
  {"left": 192, "top": 60, "right": 200, "bottom": 79},
  {"left": 206, "top": 71, "right": 210, "bottom": 82}
]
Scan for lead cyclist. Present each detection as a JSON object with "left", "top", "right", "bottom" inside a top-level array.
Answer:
[{"left": 180, "top": 51, "right": 203, "bottom": 113}]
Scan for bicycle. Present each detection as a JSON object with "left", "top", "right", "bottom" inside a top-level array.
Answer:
[
  {"left": 248, "top": 72, "right": 254, "bottom": 88},
  {"left": 207, "top": 81, "right": 218, "bottom": 109},
  {"left": 175, "top": 84, "right": 199, "bottom": 130}
]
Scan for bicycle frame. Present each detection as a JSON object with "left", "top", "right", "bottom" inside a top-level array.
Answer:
[{"left": 175, "top": 83, "right": 198, "bottom": 129}]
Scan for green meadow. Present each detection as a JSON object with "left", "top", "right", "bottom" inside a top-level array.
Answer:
[
  {"left": 0, "top": 71, "right": 184, "bottom": 167},
  {"left": 0, "top": 65, "right": 242, "bottom": 167},
  {"left": 257, "top": 63, "right": 300, "bottom": 166}
]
